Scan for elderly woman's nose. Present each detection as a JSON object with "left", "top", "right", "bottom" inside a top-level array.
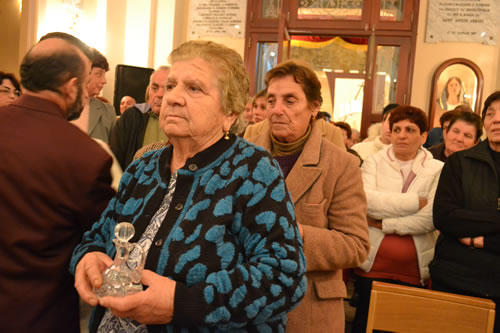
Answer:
[
  {"left": 269, "top": 101, "right": 284, "bottom": 114},
  {"left": 493, "top": 111, "right": 500, "bottom": 122}
]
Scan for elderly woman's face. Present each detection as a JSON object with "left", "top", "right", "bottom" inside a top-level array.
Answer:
[
  {"left": 160, "top": 58, "right": 235, "bottom": 143},
  {"left": 484, "top": 100, "right": 500, "bottom": 148},
  {"left": 444, "top": 120, "right": 478, "bottom": 155},
  {"left": 391, "top": 119, "right": 427, "bottom": 161},
  {"left": 0, "top": 79, "right": 20, "bottom": 107},
  {"left": 267, "top": 76, "right": 319, "bottom": 143}
]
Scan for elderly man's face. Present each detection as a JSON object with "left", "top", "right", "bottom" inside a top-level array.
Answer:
[
  {"left": 267, "top": 76, "right": 319, "bottom": 143},
  {"left": 148, "top": 69, "right": 169, "bottom": 115},
  {"left": 161, "top": 58, "right": 235, "bottom": 142},
  {"left": 120, "top": 96, "right": 136, "bottom": 114}
]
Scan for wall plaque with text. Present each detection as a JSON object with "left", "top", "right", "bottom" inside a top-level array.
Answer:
[
  {"left": 426, "top": 0, "right": 498, "bottom": 45},
  {"left": 189, "top": 0, "right": 246, "bottom": 38}
]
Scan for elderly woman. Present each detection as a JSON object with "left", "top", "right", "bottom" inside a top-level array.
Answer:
[
  {"left": 70, "top": 40, "right": 306, "bottom": 332},
  {"left": 246, "top": 60, "right": 369, "bottom": 333},
  {"left": 430, "top": 91, "right": 500, "bottom": 333},
  {"left": 352, "top": 106, "right": 443, "bottom": 333},
  {"left": 428, "top": 110, "right": 482, "bottom": 162},
  {"left": 0, "top": 71, "right": 21, "bottom": 107}
]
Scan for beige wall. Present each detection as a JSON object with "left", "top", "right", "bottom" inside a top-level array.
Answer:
[
  {"left": 6, "top": 0, "right": 500, "bottom": 108},
  {"left": 173, "top": 0, "right": 245, "bottom": 57},
  {"left": 0, "top": 0, "right": 22, "bottom": 75},
  {"left": 411, "top": 0, "right": 500, "bottom": 113}
]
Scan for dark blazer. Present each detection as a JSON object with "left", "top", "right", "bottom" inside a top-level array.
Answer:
[
  {"left": 0, "top": 95, "right": 115, "bottom": 333},
  {"left": 109, "top": 105, "right": 150, "bottom": 170}
]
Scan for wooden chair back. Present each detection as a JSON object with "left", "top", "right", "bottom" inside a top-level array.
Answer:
[{"left": 366, "top": 281, "right": 495, "bottom": 333}]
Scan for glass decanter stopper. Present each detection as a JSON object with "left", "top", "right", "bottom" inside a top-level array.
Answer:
[{"left": 94, "top": 222, "right": 146, "bottom": 298}]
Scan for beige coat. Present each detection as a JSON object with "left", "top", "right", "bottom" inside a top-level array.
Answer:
[
  {"left": 244, "top": 118, "right": 346, "bottom": 151},
  {"left": 247, "top": 122, "right": 369, "bottom": 333}
]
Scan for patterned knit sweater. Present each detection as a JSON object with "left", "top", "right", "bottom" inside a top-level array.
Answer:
[{"left": 70, "top": 136, "right": 307, "bottom": 332}]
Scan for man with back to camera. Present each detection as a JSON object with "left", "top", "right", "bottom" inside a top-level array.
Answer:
[
  {"left": 72, "top": 48, "right": 116, "bottom": 143},
  {"left": 109, "top": 66, "right": 170, "bottom": 169},
  {"left": 0, "top": 32, "right": 115, "bottom": 333}
]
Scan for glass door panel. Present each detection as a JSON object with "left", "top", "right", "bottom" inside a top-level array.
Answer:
[
  {"left": 261, "top": 0, "right": 282, "bottom": 18},
  {"left": 288, "top": 36, "right": 367, "bottom": 131},
  {"left": 372, "top": 45, "right": 400, "bottom": 115},
  {"left": 328, "top": 76, "right": 365, "bottom": 131},
  {"left": 375, "top": 0, "right": 414, "bottom": 30},
  {"left": 380, "top": 0, "right": 404, "bottom": 22},
  {"left": 297, "top": 0, "right": 364, "bottom": 20},
  {"left": 255, "top": 42, "right": 278, "bottom": 93}
]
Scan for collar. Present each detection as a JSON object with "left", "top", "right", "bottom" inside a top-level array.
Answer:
[
  {"left": 12, "top": 94, "right": 66, "bottom": 118},
  {"left": 157, "top": 135, "right": 240, "bottom": 177},
  {"left": 135, "top": 103, "right": 151, "bottom": 113},
  {"left": 374, "top": 136, "right": 388, "bottom": 149},
  {"left": 382, "top": 144, "right": 431, "bottom": 172}
]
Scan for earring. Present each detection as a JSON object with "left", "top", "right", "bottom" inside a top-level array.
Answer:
[{"left": 224, "top": 131, "right": 230, "bottom": 140}]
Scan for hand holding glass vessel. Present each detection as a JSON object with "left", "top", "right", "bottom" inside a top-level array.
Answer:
[{"left": 94, "top": 222, "right": 146, "bottom": 298}]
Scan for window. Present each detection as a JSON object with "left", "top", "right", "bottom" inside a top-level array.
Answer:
[{"left": 245, "top": 0, "right": 418, "bottom": 136}]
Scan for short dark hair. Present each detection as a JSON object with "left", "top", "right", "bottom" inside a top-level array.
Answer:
[
  {"left": 482, "top": 91, "right": 500, "bottom": 120},
  {"left": 265, "top": 60, "right": 322, "bottom": 106},
  {"left": 0, "top": 72, "right": 21, "bottom": 91},
  {"left": 20, "top": 32, "right": 90, "bottom": 93},
  {"left": 389, "top": 105, "right": 428, "bottom": 134},
  {"left": 446, "top": 110, "right": 483, "bottom": 142},
  {"left": 453, "top": 104, "right": 473, "bottom": 113},
  {"left": 383, "top": 103, "right": 399, "bottom": 120},
  {"left": 439, "top": 110, "right": 459, "bottom": 129},
  {"left": 91, "top": 48, "right": 109, "bottom": 71},
  {"left": 334, "top": 121, "right": 352, "bottom": 139}
]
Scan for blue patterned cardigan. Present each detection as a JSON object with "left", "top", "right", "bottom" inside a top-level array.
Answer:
[{"left": 70, "top": 136, "right": 307, "bottom": 332}]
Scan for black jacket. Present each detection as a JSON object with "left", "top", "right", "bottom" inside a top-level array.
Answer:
[
  {"left": 109, "top": 105, "right": 150, "bottom": 170},
  {"left": 430, "top": 140, "right": 500, "bottom": 298}
]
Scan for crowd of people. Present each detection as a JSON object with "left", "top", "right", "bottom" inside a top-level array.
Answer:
[{"left": 1, "top": 31, "right": 500, "bottom": 333}]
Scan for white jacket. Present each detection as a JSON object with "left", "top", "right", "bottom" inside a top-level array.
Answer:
[
  {"left": 359, "top": 145, "right": 444, "bottom": 284},
  {"left": 351, "top": 135, "right": 387, "bottom": 161}
]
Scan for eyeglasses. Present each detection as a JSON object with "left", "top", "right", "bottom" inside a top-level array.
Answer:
[{"left": 0, "top": 86, "right": 21, "bottom": 97}]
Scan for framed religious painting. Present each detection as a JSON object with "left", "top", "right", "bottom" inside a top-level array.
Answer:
[{"left": 428, "top": 58, "right": 483, "bottom": 128}]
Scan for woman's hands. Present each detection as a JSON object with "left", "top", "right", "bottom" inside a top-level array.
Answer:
[
  {"left": 75, "top": 253, "right": 176, "bottom": 325},
  {"left": 74, "top": 252, "right": 113, "bottom": 306},
  {"left": 99, "top": 270, "right": 176, "bottom": 325},
  {"left": 459, "top": 236, "right": 484, "bottom": 248}
]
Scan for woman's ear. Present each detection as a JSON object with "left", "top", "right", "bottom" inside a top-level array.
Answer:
[
  {"left": 310, "top": 100, "right": 321, "bottom": 119},
  {"left": 420, "top": 131, "right": 428, "bottom": 144},
  {"left": 223, "top": 113, "right": 238, "bottom": 132}
]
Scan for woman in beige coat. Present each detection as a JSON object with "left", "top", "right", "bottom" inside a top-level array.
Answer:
[{"left": 246, "top": 60, "right": 369, "bottom": 332}]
